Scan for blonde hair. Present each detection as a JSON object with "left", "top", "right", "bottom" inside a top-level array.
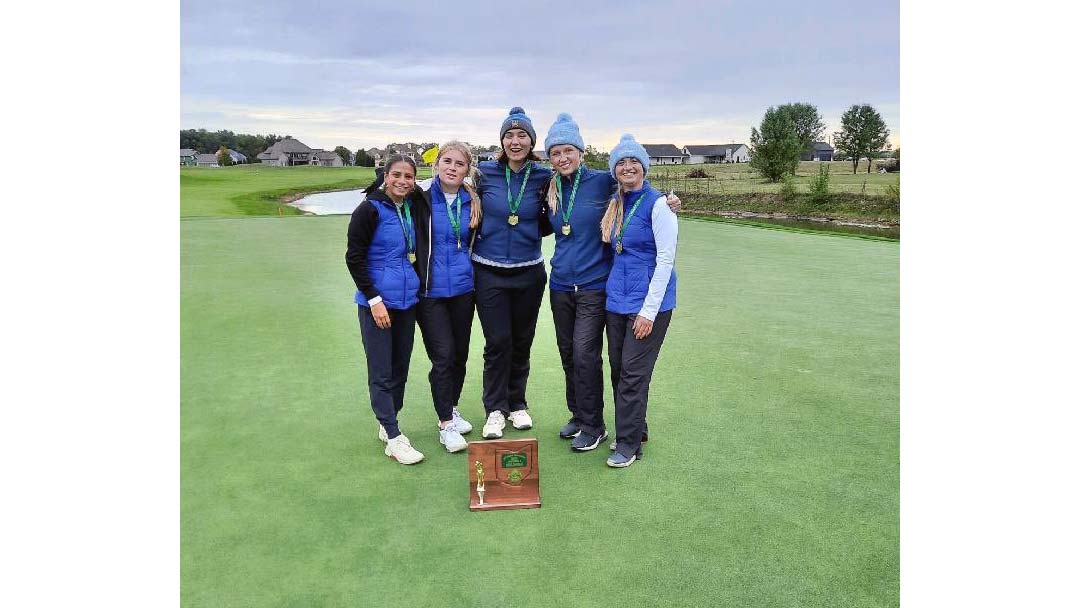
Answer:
[
  {"left": 600, "top": 192, "right": 623, "bottom": 244},
  {"left": 544, "top": 149, "right": 584, "bottom": 215},
  {"left": 435, "top": 140, "right": 482, "bottom": 229}
]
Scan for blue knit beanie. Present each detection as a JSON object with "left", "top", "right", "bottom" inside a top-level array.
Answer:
[
  {"left": 500, "top": 106, "right": 536, "bottom": 146},
  {"left": 608, "top": 133, "right": 650, "bottom": 177},
  {"left": 544, "top": 112, "right": 585, "bottom": 153}
]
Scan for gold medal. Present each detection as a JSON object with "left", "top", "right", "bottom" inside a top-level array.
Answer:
[
  {"left": 561, "top": 224, "right": 571, "bottom": 236},
  {"left": 408, "top": 252, "right": 417, "bottom": 263},
  {"left": 508, "top": 214, "right": 519, "bottom": 226},
  {"left": 615, "top": 242, "right": 623, "bottom": 254}
]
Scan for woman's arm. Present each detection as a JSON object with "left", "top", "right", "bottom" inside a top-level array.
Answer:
[
  {"left": 638, "top": 196, "right": 678, "bottom": 323},
  {"left": 345, "top": 202, "right": 382, "bottom": 305}
]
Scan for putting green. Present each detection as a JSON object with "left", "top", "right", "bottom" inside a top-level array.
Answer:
[{"left": 181, "top": 215, "right": 898, "bottom": 607}]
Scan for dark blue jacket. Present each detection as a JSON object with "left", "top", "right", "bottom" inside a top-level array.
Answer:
[
  {"left": 416, "top": 178, "right": 475, "bottom": 298},
  {"left": 345, "top": 190, "right": 421, "bottom": 310},
  {"left": 605, "top": 182, "right": 677, "bottom": 315},
  {"left": 545, "top": 167, "right": 617, "bottom": 290},
  {"left": 472, "top": 160, "right": 553, "bottom": 266}
]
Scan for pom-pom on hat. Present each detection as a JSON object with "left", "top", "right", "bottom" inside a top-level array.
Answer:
[
  {"left": 608, "top": 133, "right": 650, "bottom": 177},
  {"left": 500, "top": 106, "right": 536, "bottom": 146},
  {"left": 544, "top": 112, "right": 585, "bottom": 153}
]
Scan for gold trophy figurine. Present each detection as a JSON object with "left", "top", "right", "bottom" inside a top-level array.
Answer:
[{"left": 475, "top": 460, "right": 486, "bottom": 506}]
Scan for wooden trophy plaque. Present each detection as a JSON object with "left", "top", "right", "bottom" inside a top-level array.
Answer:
[{"left": 467, "top": 438, "right": 541, "bottom": 511}]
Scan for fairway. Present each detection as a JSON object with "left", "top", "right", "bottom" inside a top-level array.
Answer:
[{"left": 181, "top": 213, "right": 898, "bottom": 606}]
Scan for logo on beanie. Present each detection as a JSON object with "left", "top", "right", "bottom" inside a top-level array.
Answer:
[{"left": 510, "top": 120, "right": 521, "bottom": 129}]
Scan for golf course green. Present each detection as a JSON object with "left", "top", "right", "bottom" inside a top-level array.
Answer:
[{"left": 181, "top": 170, "right": 899, "bottom": 606}]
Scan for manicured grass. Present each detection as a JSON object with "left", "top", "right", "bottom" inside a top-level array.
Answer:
[
  {"left": 181, "top": 213, "right": 899, "bottom": 606},
  {"left": 180, "top": 165, "right": 435, "bottom": 217}
]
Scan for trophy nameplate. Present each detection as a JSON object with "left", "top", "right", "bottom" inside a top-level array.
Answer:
[{"left": 468, "top": 438, "right": 540, "bottom": 511}]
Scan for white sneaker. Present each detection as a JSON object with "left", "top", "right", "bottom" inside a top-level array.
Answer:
[
  {"left": 482, "top": 411, "right": 506, "bottom": 439},
  {"left": 439, "top": 426, "right": 468, "bottom": 453},
  {"left": 508, "top": 409, "right": 533, "bottom": 430},
  {"left": 610, "top": 439, "right": 617, "bottom": 451},
  {"left": 450, "top": 408, "right": 473, "bottom": 434},
  {"left": 378, "top": 425, "right": 388, "bottom": 442},
  {"left": 384, "top": 434, "right": 424, "bottom": 465}
]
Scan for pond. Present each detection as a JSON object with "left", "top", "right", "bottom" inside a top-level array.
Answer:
[
  {"left": 291, "top": 189, "right": 900, "bottom": 240},
  {"left": 290, "top": 189, "right": 366, "bottom": 215}
]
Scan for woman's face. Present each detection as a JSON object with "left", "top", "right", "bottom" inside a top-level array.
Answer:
[
  {"left": 502, "top": 128, "right": 532, "bottom": 163},
  {"left": 384, "top": 160, "right": 416, "bottom": 200},
  {"left": 548, "top": 144, "right": 582, "bottom": 176},
  {"left": 437, "top": 149, "right": 468, "bottom": 188},
  {"left": 614, "top": 157, "right": 645, "bottom": 189}
]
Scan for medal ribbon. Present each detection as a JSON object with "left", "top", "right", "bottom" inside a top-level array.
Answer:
[
  {"left": 443, "top": 189, "right": 463, "bottom": 246},
  {"left": 394, "top": 200, "right": 415, "bottom": 255},
  {"left": 555, "top": 166, "right": 582, "bottom": 229},
  {"left": 504, "top": 163, "right": 533, "bottom": 216},
  {"left": 615, "top": 191, "right": 648, "bottom": 252}
]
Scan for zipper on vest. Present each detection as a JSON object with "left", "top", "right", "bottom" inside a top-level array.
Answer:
[{"left": 425, "top": 212, "right": 433, "bottom": 296}]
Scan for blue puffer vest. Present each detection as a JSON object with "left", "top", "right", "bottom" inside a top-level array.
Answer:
[
  {"left": 605, "top": 182, "right": 677, "bottom": 315},
  {"left": 472, "top": 160, "right": 553, "bottom": 265},
  {"left": 425, "top": 179, "right": 474, "bottom": 298},
  {"left": 354, "top": 195, "right": 420, "bottom": 310},
  {"left": 548, "top": 167, "right": 617, "bottom": 289}
]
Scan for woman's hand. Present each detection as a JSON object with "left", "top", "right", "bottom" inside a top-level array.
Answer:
[
  {"left": 666, "top": 192, "right": 682, "bottom": 213},
  {"left": 633, "top": 315, "right": 653, "bottom": 340},
  {"left": 372, "top": 301, "right": 392, "bottom": 329}
]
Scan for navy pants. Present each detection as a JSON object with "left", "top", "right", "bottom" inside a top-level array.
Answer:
[
  {"left": 550, "top": 288, "right": 608, "bottom": 437},
  {"left": 416, "top": 292, "right": 474, "bottom": 422},
  {"left": 606, "top": 310, "right": 672, "bottom": 458},
  {"left": 358, "top": 304, "right": 416, "bottom": 439},
  {"left": 473, "top": 263, "right": 546, "bottom": 415}
]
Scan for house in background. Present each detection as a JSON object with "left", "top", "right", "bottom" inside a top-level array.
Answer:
[
  {"left": 310, "top": 150, "right": 345, "bottom": 167},
  {"left": 683, "top": 144, "right": 750, "bottom": 163},
  {"left": 257, "top": 136, "right": 314, "bottom": 166},
  {"left": 802, "top": 142, "right": 834, "bottom": 161},
  {"left": 180, "top": 149, "right": 198, "bottom": 166},
  {"left": 642, "top": 144, "right": 687, "bottom": 165},
  {"left": 196, "top": 153, "right": 219, "bottom": 167},
  {"left": 226, "top": 149, "right": 247, "bottom": 164}
]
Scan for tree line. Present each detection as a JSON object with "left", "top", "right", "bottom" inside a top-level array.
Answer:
[
  {"left": 749, "top": 103, "right": 891, "bottom": 182},
  {"left": 180, "top": 129, "right": 286, "bottom": 164}
]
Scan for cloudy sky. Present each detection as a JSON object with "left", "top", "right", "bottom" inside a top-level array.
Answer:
[{"left": 181, "top": 0, "right": 898, "bottom": 152}]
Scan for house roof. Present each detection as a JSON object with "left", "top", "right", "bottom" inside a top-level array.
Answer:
[
  {"left": 196, "top": 154, "right": 219, "bottom": 163},
  {"left": 259, "top": 137, "right": 313, "bottom": 158},
  {"left": 684, "top": 144, "right": 745, "bottom": 155},
  {"left": 180, "top": 148, "right": 197, "bottom": 156},
  {"left": 642, "top": 144, "right": 685, "bottom": 157},
  {"left": 314, "top": 151, "right": 340, "bottom": 160},
  {"left": 812, "top": 141, "right": 834, "bottom": 151},
  {"left": 227, "top": 149, "right": 247, "bottom": 160}
]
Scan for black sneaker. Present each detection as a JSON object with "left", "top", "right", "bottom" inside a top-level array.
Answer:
[
  {"left": 571, "top": 430, "right": 608, "bottom": 452},
  {"left": 559, "top": 420, "right": 581, "bottom": 439}
]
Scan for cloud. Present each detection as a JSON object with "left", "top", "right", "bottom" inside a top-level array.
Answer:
[{"left": 181, "top": 0, "right": 899, "bottom": 150}]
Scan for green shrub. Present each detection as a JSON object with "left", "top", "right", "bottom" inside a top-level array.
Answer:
[
  {"left": 779, "top": 174, "right": 799, "bottom": 203},
  {"left": 807, "top": 163, "right": 830, "bottom": 206}
]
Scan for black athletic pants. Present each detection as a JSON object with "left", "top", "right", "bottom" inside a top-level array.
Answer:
[
  {"left": 473, "top": 262, "right": 546, "bottom": 415},
  {"left": 550, "top": 288, "right": 608, "bottom": 437},
  {"left": 357, "top": 304, "right": 416, "bottom": 439},
  {"left": 416, "top": 292, "right": 474, "bottom": 423},
  {"left": 606, "top": 310, "right": 673, "bottom": 458}
]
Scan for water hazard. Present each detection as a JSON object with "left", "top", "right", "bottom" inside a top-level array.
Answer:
[
  {"left": 291, "top": 189, "right": 899, "bottom": 239},
  {"left": 290, "top": 189, "right": 366, "bottom": 215}
]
